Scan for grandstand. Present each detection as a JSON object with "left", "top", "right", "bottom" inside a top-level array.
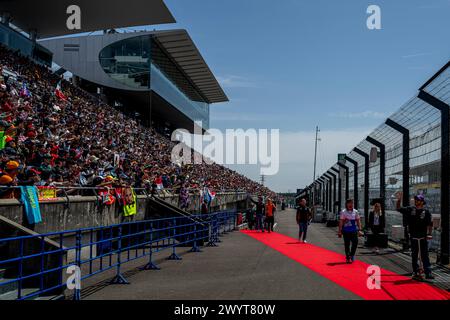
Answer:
[
  {"left": 0, "top": 0, "right": 276, "bottom": 201},
  {"left": 0, "top": 43, "right": 276, "bottom": 199},
  {"left": 40, "top": 29, "right": 228, "bottom": 132}
]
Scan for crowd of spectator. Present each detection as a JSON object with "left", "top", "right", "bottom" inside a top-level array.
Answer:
[{"left": 0, "top": 44, "right": 277, "bottom": 200}]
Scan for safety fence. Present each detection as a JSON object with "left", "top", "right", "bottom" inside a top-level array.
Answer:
[
  {"left": 299, "top": 61, "right": 450, "bottom": 261},
  {"left": 0, "top": 185, "right": 248, "bottom": 216},
  {"left": 0, "top": 211, "right": 238, "bottom": 300},
  {"left": 0, "top": 185, "right": 248, "bottom": 200}
]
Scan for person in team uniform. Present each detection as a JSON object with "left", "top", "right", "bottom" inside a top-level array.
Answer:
[
  {"left": 338, "top": 199, "right": 363, "bottom": 264},
  {"left": 396, "top": 192, "right": 434, "bottom": 280}
]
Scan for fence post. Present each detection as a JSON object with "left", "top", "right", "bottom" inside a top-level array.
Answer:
[
  {"left": 17, "top": 238, "right": 24, "bottom": 300},
  {"left": 110, "top": 225, "right": 130, "bottom": 284},
  {"left": 216, "top": 213, "right": 223, "bottom": 242},
  {"left": 73, "top": 231, "right": 82, "bottom": 300},
  {"left": 168, "top": 218, "right": 182, "bottom": 260},
  {"left": 190, "top": 221, "right": 202, "bottom": 253},
  {"left": 207, "top": 214, "right": 218, "bottom": 247},
  {"left": 39, "top": 237, "right": 45, "bottom": 295},
  {"left": 141, "top": 221, "right": 160, "bottom": 270}
]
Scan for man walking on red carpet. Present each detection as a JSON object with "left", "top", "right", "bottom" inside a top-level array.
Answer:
[
  {"left": 265, "top": 198, "right": 276, "bottom": 233},
  {"left": 296, "top": 198, "right": 311, "bottom": 243},
  {"left": 338, "top": 199, "right": 363, "bottom": 264}
]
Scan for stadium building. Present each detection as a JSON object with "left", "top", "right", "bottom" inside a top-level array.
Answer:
[
  {"left": 40, "top": 30, "right": 228, "bottom": 132},
  {"left": 1, "top": 0, "right": 227, "bottom": 132}
]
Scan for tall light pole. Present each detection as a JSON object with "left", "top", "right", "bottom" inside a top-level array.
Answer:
[{"left": 313, "top": 126, "right": 320, "bottom": 181}]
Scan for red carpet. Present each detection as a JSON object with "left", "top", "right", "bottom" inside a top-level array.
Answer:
[{"left": 241, "top": 230, "right": 449, "bottom": 300}]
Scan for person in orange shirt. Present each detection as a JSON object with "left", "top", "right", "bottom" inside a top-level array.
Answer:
[{"left": 265, "top": 198, "right": 276, "bottom": 233}]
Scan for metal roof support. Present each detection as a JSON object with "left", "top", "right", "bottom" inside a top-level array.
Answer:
[
  {"left": 418, "top": 90, "right": 450, "bottom": 265},
  {"left": 366, "top": 136, "right": 386, "bottom": 219},
  {"left": 385, "top": 118, "right": 411, "bottom": 250},
  {"left": 337, "top": 163, "right": 350, "bottom": 202},
  {"left": 345, "top": 156, "right": 359, "bottom": 210},
  {"left": 325, "top": 171, "right": 337, "bottom": 215},
  {"left": 331, "top": 167, "right": 342, "bottom": 212},
  {"left": 324, "top": 174, "right": 333, "bottom": 213},
  {"left": 353, "top": 148, "right": 370, "bottom": 228},
  {"left": 385, "top": 119, "right": 410, "bottom": 207}
]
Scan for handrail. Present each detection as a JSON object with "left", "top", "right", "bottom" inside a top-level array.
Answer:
[
  {"left": 149, "top": 196, "right": 207, "bottom": 227},
  {"left": 0, "top": 185, "right": 249, "bottom": 193},
  {"left": 0, "top": 186, "right": 249, "bottom": 203},
  {"left": 0, "top": 211, "right": 238, "bottom": 300}
]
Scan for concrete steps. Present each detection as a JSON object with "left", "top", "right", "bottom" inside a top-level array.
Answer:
[
  {"left": 0, "top": 283, "right": 64, "bottom": 300},
  {"left": 0, "top": 277, "right": 17, "bottom": 295},
  {"left": 1, "top": 268, "right": 64, "bottom": 300},
  {"left": 0, "top": 288, "right": 39, "bottom": 300},
  {"left": 35, "top": 294, "right": 65, "bottom": 300}
]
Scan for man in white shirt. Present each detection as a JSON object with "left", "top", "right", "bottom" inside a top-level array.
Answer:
[{"left": 338, "top": 199, "right": 363, "bottom": 263}]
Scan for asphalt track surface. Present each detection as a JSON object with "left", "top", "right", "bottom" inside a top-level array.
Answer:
[{"left": 84, "top": 209, "right": 449, "bottom": 300}]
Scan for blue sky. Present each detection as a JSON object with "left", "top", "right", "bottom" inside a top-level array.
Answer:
[
  {"left": 150, "top": 0, "right": 450, "bottom": 192},
  {"left": 112, "top": 0, "right": 449, "bottom": 192}
]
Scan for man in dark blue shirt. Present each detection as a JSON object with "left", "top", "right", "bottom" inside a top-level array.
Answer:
[
  {"left": 396, "top": 193, "right": 434, "bottom": 280},
  {"left": 296, "top": 198, "right": 311, "bottom": 243},
  {"left": 249, "top": 195, "right": 265, "bottom": 232}
]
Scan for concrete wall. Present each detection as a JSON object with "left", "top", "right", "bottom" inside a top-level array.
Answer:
[
  {"left": 0, "top": 192, "right": 248, "bottom": 234},
  {"left": 0, "top": 215, "right": 66, "bottom": 294}
]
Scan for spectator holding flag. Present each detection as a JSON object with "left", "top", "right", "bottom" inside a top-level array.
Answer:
[
  {"left": 20, "top": 82, "right": 31, "bottom": 97},
  {"left": 54, "top": 80, "right": 67, "bottom": 101}
]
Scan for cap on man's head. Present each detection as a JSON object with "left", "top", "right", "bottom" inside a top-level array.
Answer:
[
  {"left": 414, "top": 194, "right": 426, "bottom": 204},
  {"left": 6, "top": 161, "right": 19, "bottom": 170},
  {"left": 0, "top": 174, "right": 13, "bottom": 185},
  {"left": 105, "top": 175, "right": 117, "bottom": 182}
]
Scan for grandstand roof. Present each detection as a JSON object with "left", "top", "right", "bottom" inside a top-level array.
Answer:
[
  {"left": 152, "top": 30, "right": 229, "bottom": 104},
  {"left": 40, "top": 29, "right": 229, "bottom": 104},
  {"left": 1, "top": 0, "right": 175, "bottom": 38}
]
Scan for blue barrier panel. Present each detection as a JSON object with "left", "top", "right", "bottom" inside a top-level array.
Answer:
[{"left": 0, "top": 211, "right": 237, "bottom": 300}]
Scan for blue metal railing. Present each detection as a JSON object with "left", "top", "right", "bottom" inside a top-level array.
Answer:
[{"left": 0, "top": 211, "right": 237, "bottom": 300}]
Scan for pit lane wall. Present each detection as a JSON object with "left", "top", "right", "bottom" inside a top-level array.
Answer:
[{"left": 0, "top": 192, "right": 248, "bottom": 234}]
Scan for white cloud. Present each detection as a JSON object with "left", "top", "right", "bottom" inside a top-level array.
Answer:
[
  {"left": 401, "top": 52, "right": 432, "bottom": 59},
  {"left": 328, "top": 111, "right": 387, "bottom": 119},
  {"left": 216, "top": 75, "right": 258, "bottom": 88},
  {"left": 225, "top": 128, "right": 372, "bottom": 192}
]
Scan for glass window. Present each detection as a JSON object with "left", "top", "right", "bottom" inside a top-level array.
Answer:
[{"left": 99, "top": 35, "right": 151, "bottom": 89}]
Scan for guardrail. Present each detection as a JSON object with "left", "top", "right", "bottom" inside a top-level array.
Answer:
[
  {"left": 0, "top": 211, "right": 238, "bottom": 300},
  {"left": 0, "top": 185, "right": 249, "bottom": 200}
]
